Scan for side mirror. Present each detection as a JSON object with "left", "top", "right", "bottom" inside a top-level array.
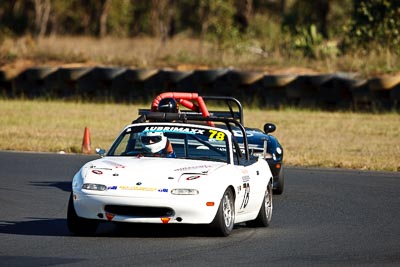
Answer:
[
  {"left": 95, "top": 148, "right": 106, "bottom": 157},
  {"left": 264, "top": 123, "right": 276, "bottom": 134}
]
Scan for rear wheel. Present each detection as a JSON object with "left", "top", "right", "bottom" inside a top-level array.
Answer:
[
  {"left": 210, "top": 189, "right": 235, "bottom": 236},
  {"left": 67, "top": 193, "right": 99, "bottom": 236},
  {"left": 246, "top": 181, "right": 273, "bottom": 227}
]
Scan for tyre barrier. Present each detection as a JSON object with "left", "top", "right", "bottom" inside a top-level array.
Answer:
[
  {"left": 11, "top": 67, "right": 58, "bottom": 98},
  {"left": 0, "top": 70, "right": 11, "bottom": 97},
  {"left": 4, "top": 67, "right": 400, "bottom": 111}
]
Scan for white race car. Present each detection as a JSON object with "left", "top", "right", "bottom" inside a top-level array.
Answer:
[{"left": 68, "top": 112, "right": 273, "bottom": 236}]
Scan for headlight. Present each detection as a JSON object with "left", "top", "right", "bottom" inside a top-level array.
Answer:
[
  {"left": 82, "top": 183, "right": 107, "bottom": 191},
  {"left": 171, "top": 189, "right": 199, "bottom": 195},
  {"left": 265, "top": 153, "right": 273, "bottom": 159},
  {"left": 253, "top": 152, "right": 273, "bottom": 158}
]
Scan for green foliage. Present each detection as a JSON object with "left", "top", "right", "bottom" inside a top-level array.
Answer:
[
  {"left": 293, "top": 24, "right": 323, "bottom": 57},
  {"left": 201, "top": 0, "right": 239, "bottom": 47},
  {"left": 0, "top": 1, "right": 31, "bottom": 35},
  {"left": 50, "top": 1, "right": 97, "bottom": 35},
  {"left": 0, "top": 0, "right": 399, "bottom": 61},
  {"left": 128, "top": 1, "right": 154, "bottom": 36},
  {"left": 293, "top": 24, "right": 339, "bottom": 59},
  {"left": 345, "top": 0, "right": 400, "bottom": 53},
  {"left": 246, "top": 13, "right": 282, "bottom": 42},
  {"left": 283, "top": 0, "right": 316, "bottom": 34},
  {"left": 282, "top": 0, "right": 340, "bottom": 58},
  {"left": 107, "top": 1, "right": 135, "bottom": 37}
]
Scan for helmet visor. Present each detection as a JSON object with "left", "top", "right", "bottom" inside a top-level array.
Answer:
[{"left": 141, "top": 135, "right": 162, "bottom": 144}]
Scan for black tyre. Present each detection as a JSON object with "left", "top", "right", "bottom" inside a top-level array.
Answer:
[
  {"left": 210, "top": 189, "right": 235, "bottom": 237},
  {"left": 246, "top": 181, "right": 273, "bottom": 227},
  {"left": 273, "top": 165, "right": 284, "bottom": 195},
  {"left": 67, "top": 193, "right": 99, "bottom": 236}
]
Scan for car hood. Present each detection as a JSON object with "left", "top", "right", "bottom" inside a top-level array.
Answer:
[
  {"left": 78, "top": 156, "right": 225, "bottom": 195},
  {"left": 229, "top": 127, "right": 283, "bottom": 159}
]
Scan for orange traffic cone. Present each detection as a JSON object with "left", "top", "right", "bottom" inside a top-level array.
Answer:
[{"left": 81, "top": 127, "right": 91, "bottom": 154}]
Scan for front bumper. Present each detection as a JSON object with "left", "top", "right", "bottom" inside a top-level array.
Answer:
[{"left": 72, "top": 191, "right": 219, "bottom": 225}]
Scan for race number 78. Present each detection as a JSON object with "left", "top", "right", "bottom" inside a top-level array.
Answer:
[{"left": 209, "top": 130, "right": 225, "bottom": 141}]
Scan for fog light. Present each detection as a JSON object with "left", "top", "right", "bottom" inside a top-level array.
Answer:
[
  {"left": 105, "top": 212, "right": 115, "bottom": 221},
  {"left": 161, "top": 217, "right": 170, "bottom": 224},
  {"left": 171, "top": 189, "right": 199, "bottom": 195}
]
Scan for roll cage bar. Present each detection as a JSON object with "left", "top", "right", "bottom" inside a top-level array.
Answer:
[
  {"left": 132, "top": 112, "right": 250, "bottom": 162},
  {"left": 139, "top": 92, "right": 244, "bottom": 126},
  {"left": 201, "top": 95, "right": 244, "bottom": 124}
]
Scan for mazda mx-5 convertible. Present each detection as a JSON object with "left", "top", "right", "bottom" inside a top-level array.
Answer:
[{"left": 68, "top": 112, "right": 274, "bottom": 237}]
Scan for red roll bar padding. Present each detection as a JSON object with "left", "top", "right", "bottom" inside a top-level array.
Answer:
[
  {"left": 151, "top": 92, "right": 198, "bottom": 111},
  {"left": 197, "top": 96, "right": 214, "bottom": 126},
  {"left": 179, "top": 99, "right": 199, "bottom": 112},
  {"left": 150, "top": 92, "right": 214, "bottom": 126}
]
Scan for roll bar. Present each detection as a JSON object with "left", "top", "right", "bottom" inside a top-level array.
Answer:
[{"left": 132, "top": 112, "right": 250, "bottom": 161}]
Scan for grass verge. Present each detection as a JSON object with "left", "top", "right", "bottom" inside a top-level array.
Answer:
[{"left": 1, "top": 99, "right": 399, "bottom": 172}]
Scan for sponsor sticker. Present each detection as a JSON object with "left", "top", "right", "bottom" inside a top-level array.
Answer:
[
  {"left": 102, "top": 160, "right": 126, "bottom": 168},
  {"left": 117, "top": 186, "right": 168, "bottom": 192},
  {"left": 186, "top": 175, "right": 201, "bottom": 180},
  {"left": 174, "top": 165, "right": 213, "bottom": 172},
  {"left": 158, "top": 188, "right": 169, "bottom": 193},
  {"left": 119, "top": 185, "right": 157, "bottom": 191},
  {"left": 242, "top": 175, "right": 250, "bottom": 182},
  {"left": 144, "top": 126, "right": 205, "bottom": 135}
]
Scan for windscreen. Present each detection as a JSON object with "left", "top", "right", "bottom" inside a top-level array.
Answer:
[{"left": 107, "top": 124, "right": 230, "bottom": 163}]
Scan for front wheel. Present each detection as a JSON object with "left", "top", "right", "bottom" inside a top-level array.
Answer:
[
  {"left": 246, "top": 181, "right": 273, "bottom": 227},
  {"left": 273, "top": 165, "right": 284, "bottom": 195},
  {"left": 67, "top": 193, "right": 99, "bottom": 236},
  {"left": 210, "top": 189, "right": 235, "bottom": 237}
]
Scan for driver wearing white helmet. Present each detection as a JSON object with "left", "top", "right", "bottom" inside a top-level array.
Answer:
[{"left": 141, "top": 131, "right": 175, "bottom": 158}]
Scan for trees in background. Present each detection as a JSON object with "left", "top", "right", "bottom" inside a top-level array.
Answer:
[
  {"left": 33, "top": 0, "right": 50, "bottom": 38},
  {"left": 0, "top": 0, "right": 399, "bottom": 56},
  {"left": 345, "top": 0, "right": 400, "bottom": 52}
]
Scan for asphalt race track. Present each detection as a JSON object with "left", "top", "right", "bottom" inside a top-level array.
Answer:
[{"left": 0, "top": 151, "right": 399, "bottom": 266}]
